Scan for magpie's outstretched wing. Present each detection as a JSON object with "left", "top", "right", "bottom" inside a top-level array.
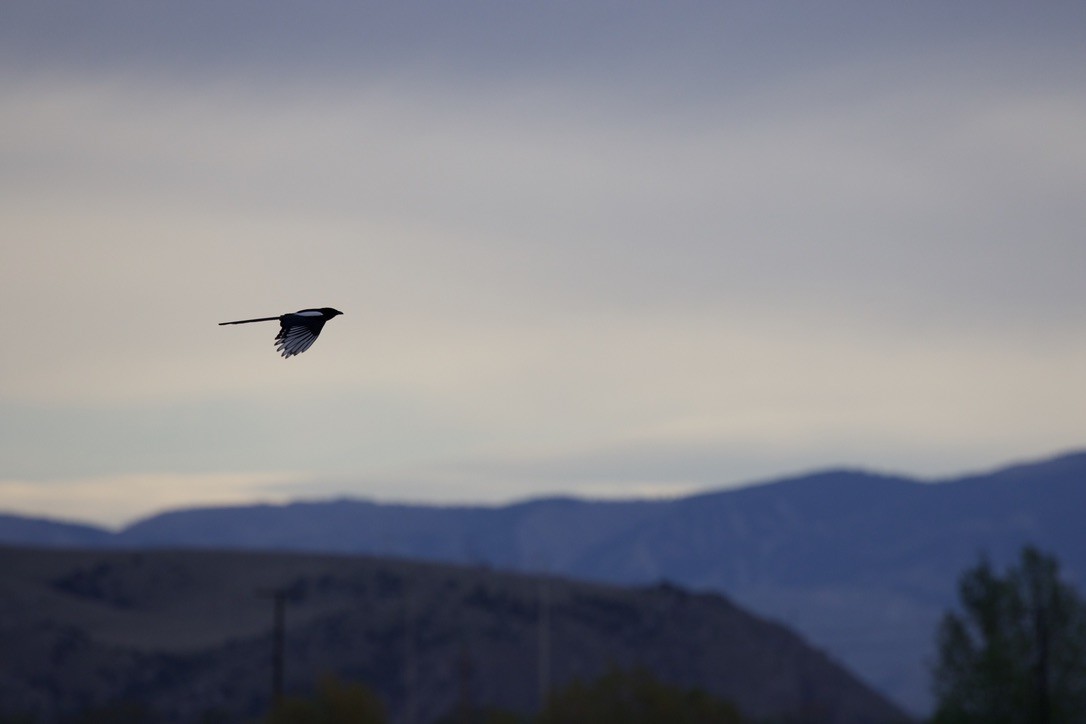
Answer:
[{"left": 275, "top": 320, "right": 322, "bottom": 358}]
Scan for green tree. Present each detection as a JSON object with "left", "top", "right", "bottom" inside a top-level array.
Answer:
[
  {"left": 265, "top": 676, "right": 385, "bottom": 724},
  {"left": 536, "top": 666, "right": 744, "bottom": 724},
  {"left": 932, "top": 546, "right": 1086, "bottom": 723}
]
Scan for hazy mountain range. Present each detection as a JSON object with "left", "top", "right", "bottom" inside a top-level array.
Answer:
[
  {"left": 0, "top": 546, "right": 906, "bottom": 723},
  {"left": 4, "top": 449, "right": 1084, "bottom": 714}
]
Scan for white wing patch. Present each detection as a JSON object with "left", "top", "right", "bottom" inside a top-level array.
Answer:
[
  {"left": 275, "top": 325, "right": 319, "bottom": 358},
  {"left": 297, "top": 310, "right": 325, "bottom": 317}
]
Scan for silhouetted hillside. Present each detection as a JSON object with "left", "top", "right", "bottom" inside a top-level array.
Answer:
[
  {"left": 0, "top": 546, "right": 907, "bottom": 724},
  {"left": 4, "top": 449, "right": 1084, "bottom": 713}
]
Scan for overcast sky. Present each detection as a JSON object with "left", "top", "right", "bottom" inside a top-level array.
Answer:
[{"left": 2, "top": 2, "right": 1084, "bottom": 527}]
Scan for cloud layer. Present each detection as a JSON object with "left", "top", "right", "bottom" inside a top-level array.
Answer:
[{"left": 2, "top": 2, "right": 1085, "bottom": 524}]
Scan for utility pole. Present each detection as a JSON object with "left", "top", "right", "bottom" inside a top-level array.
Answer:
[
  {"left": 257, "top": 587, "right": 291, "bottom": 708},
  {"left": 403, "top": 581, "right": 416, "bottom": 724},
  {"left": 537, "top": 576, "right": 551, "bottom": 712},
  {"left": 1034, "top": 590, "right": 1051, "bottom": 724},
  {"left": 457, "top": 644, "right": 473, "bottom": 724}
]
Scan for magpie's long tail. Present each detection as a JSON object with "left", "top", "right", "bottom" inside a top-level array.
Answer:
[{"left": 219, "top": 315, "right": 280, "bottom": 325}]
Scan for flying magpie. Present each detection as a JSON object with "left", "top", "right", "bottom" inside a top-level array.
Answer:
[{"left": 219, "top": 307, "right": 343, "bottom": 358}]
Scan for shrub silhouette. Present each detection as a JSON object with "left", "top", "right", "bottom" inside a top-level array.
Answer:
[
  {"left": 266, "top": 676, "right": 385, "bottom": 724},
  {"left": 537, "top": 666, "right": 744, "bottom": 724}
]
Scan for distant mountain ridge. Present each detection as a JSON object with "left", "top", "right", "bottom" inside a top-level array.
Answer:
[
  {"left": 3, "top": 449, "right": 1085, "bottom": 714},
  {"left": 0, "top": 513, "right": 111, "bottom": 547}
]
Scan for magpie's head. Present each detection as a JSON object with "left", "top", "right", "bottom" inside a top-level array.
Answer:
[{"left": 321, "top": 308, "right": 344, "bottom": 318}]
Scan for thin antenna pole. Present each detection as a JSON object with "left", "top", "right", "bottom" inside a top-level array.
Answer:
[
  {"left": 403, "top": 580, "right": 416, "bottom": 724},
  {"left": 458, "top": 644, "right": 473, "bottom": 724},
  {"left": 272, "top": 591, "right": 285, "bottom": 703},
  {"left": 258, "top": 588, "right": 289, "bottom": 708},
  {"left": 538, "top": 576, "right": 551, "bottom": 712}
]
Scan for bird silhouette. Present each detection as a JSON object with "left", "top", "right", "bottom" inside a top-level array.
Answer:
[{"left": 219, "top": 307, "right": 343, "bottom": 358}]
